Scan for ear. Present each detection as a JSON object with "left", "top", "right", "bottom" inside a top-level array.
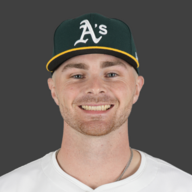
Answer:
[
  {"left": 47, "top": 78, "right": 59, "bottom": 106},
  {"left": 133, "top": 76, "right": 145, "bottom": 104}
]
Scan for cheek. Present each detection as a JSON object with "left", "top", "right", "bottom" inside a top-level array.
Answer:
[
  {"left": 111, "top": 80, "right": 135, "bottom": 103},
  {"left": 65, "top": 83, "right": 79, "bottom": 93},
  {"left": 111, "top": 80, "right": 132, "bottom": 94},
  {"left": 57, "top": 82, "right": 79, "bottom": 106},
  {"left": 66, "top": 83, "right": 80, "bottom": 98}
]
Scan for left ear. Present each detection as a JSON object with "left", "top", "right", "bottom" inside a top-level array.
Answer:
[{"left": 133, "top": 76, "right": 145, "bottom": 104}]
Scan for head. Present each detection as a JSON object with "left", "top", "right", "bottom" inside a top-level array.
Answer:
[
  {"left": 47, "top": 53, "right": 144, "bottom": 137},
  {"left": 46, "top": 13, "right": 144, "bottom": 137}
]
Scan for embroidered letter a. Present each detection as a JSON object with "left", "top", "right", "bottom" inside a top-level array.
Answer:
[{"left": 74, "top": 20, "right": 105, "bottom": 46}]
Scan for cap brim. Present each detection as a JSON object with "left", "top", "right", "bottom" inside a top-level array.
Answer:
[{"left": 46, "top": 46, "right": 139, "bottom": 74}]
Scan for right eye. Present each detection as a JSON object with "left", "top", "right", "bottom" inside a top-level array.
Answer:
[{"left": 71, "top": 74, "right": 85, "bottom": 79}]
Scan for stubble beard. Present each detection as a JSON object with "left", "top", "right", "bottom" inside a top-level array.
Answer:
[{"left": 59, "top": 100, "right": 133, "bottom": 137}]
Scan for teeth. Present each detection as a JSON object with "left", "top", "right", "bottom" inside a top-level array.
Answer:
[{"left": 81, "top": 105, "right": 112, "bottom": 111}]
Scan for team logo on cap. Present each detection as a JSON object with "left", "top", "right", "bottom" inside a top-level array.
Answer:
[
  {"left": 135, "top": 52, "right": 139, "bottom": 61},
  {"left": 74, "top": 19, "right": 108, "bottom": 46}
]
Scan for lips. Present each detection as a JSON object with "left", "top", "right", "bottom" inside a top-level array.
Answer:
[
  {"left": 79, "top": 105, "right": 114, "bottom": 109},
  {"left": 78, "top": 104, "right": 114, "bottom": 107},
  {"left": 79, "top": 105, "right": 114, "bottom": 115},
  {"left": 79, "top": 105, "right": 114, "bottom": 110}
]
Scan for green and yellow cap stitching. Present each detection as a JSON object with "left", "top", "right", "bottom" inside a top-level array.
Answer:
[{"left": 46, "top": 13, "right": 140, "bottom": 76}]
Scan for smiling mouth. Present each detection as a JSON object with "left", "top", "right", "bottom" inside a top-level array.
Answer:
[{"left": 79, "top": 105, "right": 114, "bottom": 111}]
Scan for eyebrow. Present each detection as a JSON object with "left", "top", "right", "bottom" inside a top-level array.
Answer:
[{"left": 61, "top": 60, "right": 128, "bottom": 72}]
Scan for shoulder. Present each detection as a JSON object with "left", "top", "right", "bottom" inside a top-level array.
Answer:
[
  {"left": 0, "top": 153, "right": 50, "bottom": 192},
  {"left": 145, "top": 152, "right": 192, "bottom": 190}
]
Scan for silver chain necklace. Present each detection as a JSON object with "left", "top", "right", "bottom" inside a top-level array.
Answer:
[
  {"left": 115, "top": 147, "right": 133, "bottom": 181},
  {"left": 56, "top": 147, "right": 133, "bottom": 182}
]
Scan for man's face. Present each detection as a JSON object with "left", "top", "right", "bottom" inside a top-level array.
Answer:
[{"left": 48, "top": 54, "right": 144, "bottom": 137}]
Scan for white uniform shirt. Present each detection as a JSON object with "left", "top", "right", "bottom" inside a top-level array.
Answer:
[{"left": 0, "top": 148, "right": 192, "bottom": 192}]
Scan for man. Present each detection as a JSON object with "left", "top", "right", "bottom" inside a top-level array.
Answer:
[{"left": 0, "top": 13, "right": 191, "bottom": 191}]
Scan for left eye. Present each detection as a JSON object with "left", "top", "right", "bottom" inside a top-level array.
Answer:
[{"left": 106, "top": 73, "right": 118, "bottom": 77}]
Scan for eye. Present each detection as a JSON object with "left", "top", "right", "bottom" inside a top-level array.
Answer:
[
  {"left": 71, "top": 74, "right": 85, "bottom": 79},
  {"left": 106, "top": 73, "right": 118, "bottom": 78}
]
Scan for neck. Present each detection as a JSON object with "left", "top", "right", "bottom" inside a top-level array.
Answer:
[{"left": 56, "top": 123, "right": 141, "bottom": 189}]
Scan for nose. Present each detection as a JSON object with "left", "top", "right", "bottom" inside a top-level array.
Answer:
[{"left": 86, "top": 75, "right": 106, "bottom": 95}]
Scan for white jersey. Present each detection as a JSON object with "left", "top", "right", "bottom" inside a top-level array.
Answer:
[{"left": 0, "top": 148, "right": 192, "bottom": 192}]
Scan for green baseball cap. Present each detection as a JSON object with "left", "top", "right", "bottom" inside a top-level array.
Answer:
[{"left": 46, "top": 13, "right": 140, "bottom": 76}]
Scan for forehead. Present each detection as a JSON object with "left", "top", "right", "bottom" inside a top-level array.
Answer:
[{"left": 59, "top": 54, "right": 131, "bottom": 72}]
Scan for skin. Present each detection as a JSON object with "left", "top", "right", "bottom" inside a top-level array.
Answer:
[{"left": 47, "top": 54, "right": 144, "bottom": 189}]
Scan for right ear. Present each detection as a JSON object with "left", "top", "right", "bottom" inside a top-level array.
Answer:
[{"left": 47, "top": 78, "right": 59, "bottom": 106}]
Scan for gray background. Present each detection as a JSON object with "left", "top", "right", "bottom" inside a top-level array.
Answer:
[{"left": 0, "top": 0, "right": 192, "bottom": 176}]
